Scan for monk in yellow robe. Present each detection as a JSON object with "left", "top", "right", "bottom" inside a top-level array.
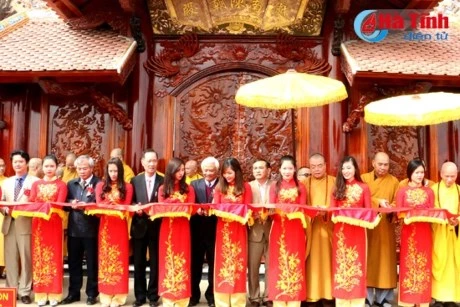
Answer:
[
  {"left": 304, "top": 153, "right": 335, "bottom": 307},
  {"left": 431, "top": 162, "right": 460, "bottom": 305},
  {"left": 361, "top": 152, "right": 399, "bottom": 307},
  {"left": 110, "top": 148, "right": 135, "bottom": 183},
  {"left": 61, "top": 153, "right": 78, "bottom": 183}
]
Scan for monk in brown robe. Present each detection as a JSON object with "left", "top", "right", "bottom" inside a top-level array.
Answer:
[
  {"left": 304, "top": 153, "right": 335, "bottom": 307},
  {"left": 361, "top": 152, "right": 399, "bottom": 307}
]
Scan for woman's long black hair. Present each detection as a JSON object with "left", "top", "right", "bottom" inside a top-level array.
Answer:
[
  {"left": 333, "top": 155, "right": 362, "bottom": 200},
  {"left": 162, "top": 157, "right": 188, "bottom": 198},
  {"left": 101, "top": 157, "right": 126, "bottom": 200}
]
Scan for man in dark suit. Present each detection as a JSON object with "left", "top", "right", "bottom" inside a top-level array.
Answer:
[
  {"left": 189, "top": 157, "right": 220, "bottom": 307},
  {"left": 131, "top": 149, "right": 164, "bottom": 307},
  {"left": 61, "top": 155, "right": 100, "bottom": 305}
]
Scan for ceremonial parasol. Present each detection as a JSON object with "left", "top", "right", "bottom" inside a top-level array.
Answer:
[
  {"left": 364, "top": 92, "right": 460, "bottom": 126},
  {"left": 235, "top": 69, "right": 348, "bottom": 109}
]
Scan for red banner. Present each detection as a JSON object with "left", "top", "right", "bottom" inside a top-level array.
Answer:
[
  {"left": 0, "top": 288, "right": 16, "bottom": 307},
  {"left": 2, "top": 201, "right": 458, "bottom": 227}
]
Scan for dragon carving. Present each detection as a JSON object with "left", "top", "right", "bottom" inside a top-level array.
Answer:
[{"left": 144, "top": 33, "right": 200, "bottom": 77}]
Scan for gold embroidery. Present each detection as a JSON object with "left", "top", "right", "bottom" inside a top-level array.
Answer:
[
  {"left": 275, "top": 217, "right": 303, "bottom": 299},
  {"left": 98, "top": 219, "right": 124, "bottom": 285},
  {"left": 162, "top": 218, "right": 188, "bottom": 296},
  {"left": 107, "top": 185, "right": 121, "bottom": 203},
  {"left": 218, "top": 221, "right": 244, "bottom": 287},
  {"left": 37, "top": 183, "right": 58, "bottom": 202},
  {"left": 279, "top": 187, "right": 298, "bottom": 203},
  {"left": 343, "top": 184, "right": 363, "bottom": 208},
  {"left": 222, "top": 186, "right": 243, "bottom": 203},
  {"left": 33, "top": 222, "right": 57, "bottom": 287},
  {"left": 170, "top": 191, "right": 187, "bottom": 203},
  {"left": 402, "top": 227, "right": 430, "bottom": 294},
  {"left": 334, "top": 224, "right": 363, "bottom": 292},
  {"left": 406, "top": 188, "right": 428, "bottom": 207}
]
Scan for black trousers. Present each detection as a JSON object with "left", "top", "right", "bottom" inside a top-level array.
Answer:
[
  {"left": 67, "top": 236, "right": 98, "bottom": 298},
  {"left": 132, "top": 219, "right": 161, "bottom": 303},
  {"left": 190, "top": 217, "right": 216, "bottom": 303}
]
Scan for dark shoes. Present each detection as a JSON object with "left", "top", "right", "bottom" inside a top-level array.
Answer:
[
  {"left": 133, "top": 299, "right": 159, "bottom": 306},
  {"left": 133, "top": 300, "right": 146, "bottom": 307},
  {"left": 188, "top": 299, "right": 199, "bottom": 307},
  {"left": 374, "top": 299, "right": 392, "bottom": 307},
  {"left": 86, "top": 296, "right": 97, "bottom": 305},
  {"left": 263, "top": 301, "right": 273, "bottom": 307},
  {"left": 61, "top": 295, "right": 81, "bottom": 304},
  {"left": 250, "top": 301, "right": 260, "bottom": 307},
  {"left": 20, "top": 296, "right": 32, "bottom": 304},
  {"left": 208, "top": 299, "right": 215, "bottom": 307}
]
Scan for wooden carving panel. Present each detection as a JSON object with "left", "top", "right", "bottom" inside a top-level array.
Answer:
[
  {"left": 49, "top": 99, "right": 106, "bottom": 176},
  {"left": 368, "top": 125, "right": 420, "bottom": 180},
  {"left": 174, "top": 71, "right": 294, "bottom": 180}
]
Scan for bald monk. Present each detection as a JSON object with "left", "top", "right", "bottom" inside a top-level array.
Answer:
[
  {"left": 361, "top": 152, "right": 399, "bottom": 307},
  {"left": 304, "top": 153, "right": 335, "bottom": 307},
  {"left": 61, "top": 153, "right": 78, "bottom": 183},
  {"left": 28, "top": 157, "right": 43, "bottom": 178},
  {"left": 185, "top": 160, "right": 203, "bottom": 184},
  {"left": 431, "top": 162, "right": 460, "bottom": 306}
]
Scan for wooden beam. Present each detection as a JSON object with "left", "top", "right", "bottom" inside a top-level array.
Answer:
[
  {"left": 60, "top": 0, "right": 84, "bottom": 17},
  {"left": 45, "top": 0, "right": 83, "bottom": 19},
  {"left": 405, "top": 0, "right": 440, "bottom": 9}
]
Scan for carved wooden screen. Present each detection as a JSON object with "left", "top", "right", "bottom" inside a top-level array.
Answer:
[
  {"left": 173, "top": 71, "right": 295, "bottom": 180},
  {"left": 48, "top": 97, "right": 111, "bottom": 177},
  {"left": 367, "top": 125, "right": 423, "bottom": 180}
]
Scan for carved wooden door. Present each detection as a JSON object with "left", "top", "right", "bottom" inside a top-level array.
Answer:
[{"left": 174, "top": 71, "right": 295, "bottom": 179}]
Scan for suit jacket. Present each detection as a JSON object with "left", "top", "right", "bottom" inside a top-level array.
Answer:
[
  {"left": 66, "top": 176, "right": 101, "bottom": 237},
  {"left": 130, "top": 173, "right": 164, "bottom": 238},
  {"left": 248, "top": 179, "right": 274, "bottom": 243},
  {"left": 1, "top": 174, "right": 39, "bottom": 235},
  {"left": 190, "top": 178, "right": 218, "bottom": 238}
]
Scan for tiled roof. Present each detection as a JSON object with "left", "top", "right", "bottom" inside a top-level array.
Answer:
[
  {"left": 341, "top": 30, "right": 460, "bottom": 79},
  {"left": 0, "top": 9, "right": 136, "bottom": 81}
]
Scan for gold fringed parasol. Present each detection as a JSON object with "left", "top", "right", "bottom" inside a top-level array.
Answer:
[
  {"left": 364, "top": 92, "right": 460, "bottom": 126},
  {"left": 235, "top": 69, "right": 348, "bottom": 109}
]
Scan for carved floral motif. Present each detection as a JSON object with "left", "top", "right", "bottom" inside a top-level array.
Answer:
[
  {"left": 369, "top": 126, "right": 419, "bottom": 180},
  {"left": 175, "top": 72, "right": 294, "bottom": 179},
  {"left": 50, "top": 100, "right": 105, "bottom": 169}
]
